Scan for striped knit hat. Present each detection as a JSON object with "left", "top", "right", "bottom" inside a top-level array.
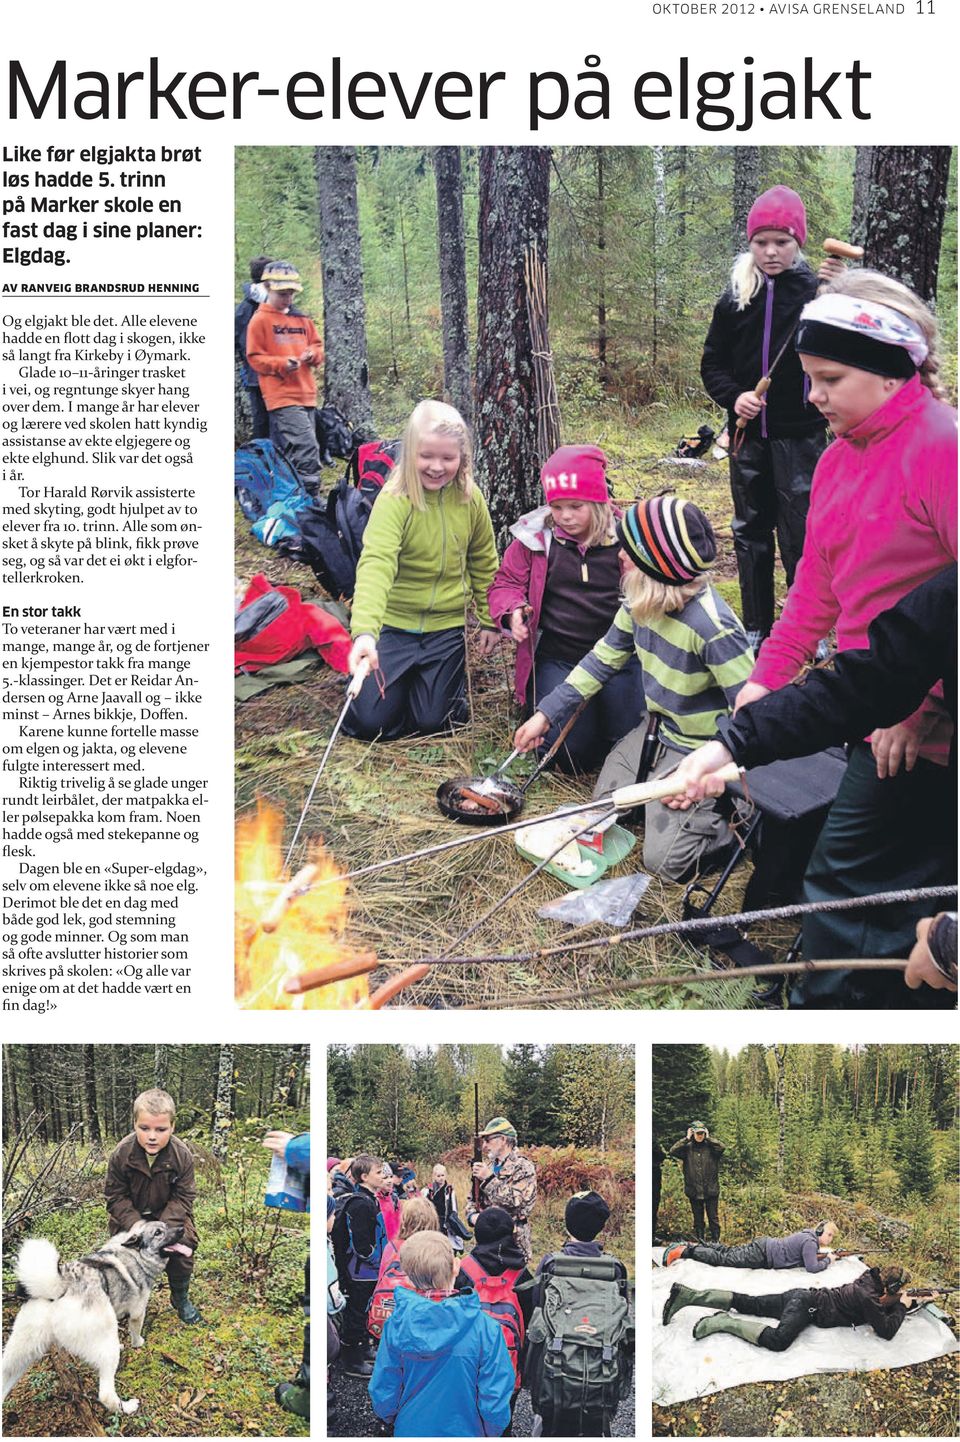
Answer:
[{"left": 617, "top": 497, "right": 716, "bottom": 586}]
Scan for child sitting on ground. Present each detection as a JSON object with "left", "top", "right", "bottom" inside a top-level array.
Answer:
[
  {"left": 489, "top": 444, "right": 644, "bottom": 772},
  {"left": 104, "top": 1088, "right": 201, "bottom": 1324},
  {"left": 528, "top": 1192, "right": 633, "bottom": 1438},
  {"left": 514, "top": 496, "right": 754, "bottom": 881},
  {"left": 345, "top": 399, "right": 500, "bottom": 740},
  {"left": 369, "top": 1230, "right": 515, "bottom": 1438}
]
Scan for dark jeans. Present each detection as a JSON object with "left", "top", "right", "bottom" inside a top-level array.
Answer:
[
  {"left": 269, "top": 404, "right": 321, "bottom": 495},
  {"left": 729, "top": 432, "right": 825, "bottom": 637},
  {"left": 530, "top": 653, "right": 645, "bottom": 774},
  {"left": 340, "top": 1276, "right": 375, "bottom": 1348},
  {"left": 690, "top": 1197, "right": 720, "bottom": 1242},
  {"left": 687, "top": 1239, "right": 766, "bottom": 1268},
  {"left": 794, "top": 743, "right": 957, "bottom": 1009},
  {"left": 343, "top": 625, "right": 466, "bottom": 741},
  {"left": 730, "top": 1288, "right": 818, "bottom": 1351}
]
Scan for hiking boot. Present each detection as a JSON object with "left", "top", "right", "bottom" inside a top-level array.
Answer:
[
  {"left": 169, "top": 1283, "right": 202, "bottom": 1324},
  {"left": 693, "top": 1312, "right": 769, "bottom": 1346},
  {"left": 275, "top": 1381, "right": 310, "bottom": 1418},
  {"left": 662, "top": 1283, "right": 733, "bottom": 1327},
  {"left": 340, "top": 1344, "right": 374, "bottom": 1379},
  {"left": 662, "top": 1244, "right": 688, "bottom": 1267}
]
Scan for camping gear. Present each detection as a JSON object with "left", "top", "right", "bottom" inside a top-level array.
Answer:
[
  {"left": 299, "top": 438, "right": 400, "bottom": 599},
  {"left": 525, "top": 1254, "right": 633, "bottom": 1428},
  {"left": 234, "top": 575, "right": 351, "bottom": 676},
  {"left": 282, "top": 660, "right": 373, "bottom": 873},
  {"left": 436, "top": 702, "right": 589, "bottom": 824}
]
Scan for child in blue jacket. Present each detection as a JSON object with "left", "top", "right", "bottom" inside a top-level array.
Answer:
[{"left": 369, "top": 1230, "right": 514, "bottom": 1437}]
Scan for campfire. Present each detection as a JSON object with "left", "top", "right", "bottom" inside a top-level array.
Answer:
[{"left": 235, "top": 802, "right": 374, "bottom": 1009}]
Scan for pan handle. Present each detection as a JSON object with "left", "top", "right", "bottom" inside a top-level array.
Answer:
[{"left": 519, "top": 697, "right": 592, "bottom": 794}]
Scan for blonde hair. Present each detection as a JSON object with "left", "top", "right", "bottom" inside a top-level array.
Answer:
[
  {"left": 400, "top": 1230, "right": 456, "bottom": 1291},
  {"left": 545, "top": 500, "right": 617, "bottom": 549},
  {"left": 730, "top": 244, "right": 804, "bottom": 312},
  {"left": 133, "top": 1089, "right": 176, "bottom": 1123},
  {"left": 623, "top": 569, "right": 708, "bottom": 624},
  {"left": 398, "top": 1196, "right": 441, "bottom": 1242},
  {"left": 819, "top": 268, "right": 946, "bottom": 399},
  {"left": 385, "top": 399, "right": 474, "bottom": 511}
]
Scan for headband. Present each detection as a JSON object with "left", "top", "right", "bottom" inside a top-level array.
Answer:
[{"left": 796, "top": 293, "right": 927, "bottom": 378}]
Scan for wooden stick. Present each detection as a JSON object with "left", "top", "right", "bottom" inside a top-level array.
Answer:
[
  {"left": 284, "top": 951, "right": 378, "bottom": 995},
  {"left": 262, "top": 864, "right": 320, "bottom": 934},
  {"left": 611, "top": 761, "right": 741, "bottom": 810}
]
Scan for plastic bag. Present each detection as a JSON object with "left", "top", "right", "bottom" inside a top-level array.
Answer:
[
  {"left": 264, "top": 1152, "right": 309, "bottom": 1211},
  {"left": 536, "top": 872, "right": 651, "bottom": 928}
]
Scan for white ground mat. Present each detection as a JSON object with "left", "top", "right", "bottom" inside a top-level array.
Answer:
[{"left": 652, "top": 1249, "right": 958, "bottom": 1405}]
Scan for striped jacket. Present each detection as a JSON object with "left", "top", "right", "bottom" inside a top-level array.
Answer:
[{"left": 537, "top": 584, "right": 753, "bottom": 753}]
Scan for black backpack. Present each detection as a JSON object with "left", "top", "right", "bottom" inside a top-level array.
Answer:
[
  {"left": 299, "top": 439, "right": 400, "bottom": 600},
  {"left": 524, "top": 1254, "right": 634, "bottom": 1427}
]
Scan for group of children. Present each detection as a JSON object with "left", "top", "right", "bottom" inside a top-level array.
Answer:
[
  {"left": 247, "top": 182, "right": 956, "bottom": 1006},
  {"left": 327, "top": 1156, "right": 632, "bottom": 1437}
]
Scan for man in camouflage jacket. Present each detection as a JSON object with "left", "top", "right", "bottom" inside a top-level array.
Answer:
[{"left": 467, "top": 1116, "right": 538, "bottom": 1261}]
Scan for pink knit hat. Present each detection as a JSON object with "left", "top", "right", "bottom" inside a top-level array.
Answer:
[
  {"left": 541, "top": 444, "right": 609, "bottom": 505},
  {"left": 747, "top": 186, "right": 807, "bottom": 246}
]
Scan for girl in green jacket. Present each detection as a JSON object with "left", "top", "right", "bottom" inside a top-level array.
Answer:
[{"left": 345, "top": 400, "right": 500, "bottom": 740}]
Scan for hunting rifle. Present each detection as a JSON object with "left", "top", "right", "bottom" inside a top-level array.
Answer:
[
  {"left": 472, "top": 1083, "right": 482, "bottom": 1209},
  {"left": 818, "top": 1248, "right": 866, "bottom": 1260}
]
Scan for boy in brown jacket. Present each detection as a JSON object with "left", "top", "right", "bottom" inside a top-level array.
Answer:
[{"left": 105, "top": 1088, "right": 202, "bottom": 1323}]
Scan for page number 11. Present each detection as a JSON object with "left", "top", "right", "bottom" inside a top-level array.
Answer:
[{"left": 916, "top": 1, "right": 934, "bottom": 11}]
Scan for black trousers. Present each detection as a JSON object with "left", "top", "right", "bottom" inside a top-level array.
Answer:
[
  {"left": 246, "top": 384, "right": 270, "bottom": 440},
  {"left": 340, "top": 1276, "right": 375, "bottom": 1348},
  {"left": 687, "top": 1239, "right": 766, "bottom": 1268},
  {"left": 689, "top": 1197, "right": 720, "bottom": 1242},
  {"left": 728, "top": 432, "right": 825, "bottom": 637},
  {"left": 730, "top": 1288, "right": 819, "bottom": 1351},
  {"left": 343, "top": 625, "right": 466, "bottom": 741}
]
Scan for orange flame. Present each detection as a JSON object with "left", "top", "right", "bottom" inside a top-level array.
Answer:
[{"left": 235, "top": 801, "right": 370, "bottom": 1009}]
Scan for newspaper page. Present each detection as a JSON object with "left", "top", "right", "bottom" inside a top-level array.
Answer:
[{"left": 2, "top": 2, "right": 957, "bottom": 1439}]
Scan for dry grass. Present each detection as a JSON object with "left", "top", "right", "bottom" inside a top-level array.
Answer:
[{"left": 235, "top": 412, "right": 790, "bottom": 1011}]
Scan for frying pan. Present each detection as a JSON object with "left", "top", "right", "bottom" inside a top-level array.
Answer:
[{"left": 436, "top": 701, "right": 590, "bottom": 825}]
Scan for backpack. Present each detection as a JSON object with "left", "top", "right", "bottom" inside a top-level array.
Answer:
[
  {"left": 459, "top": 1256, "right": 525, "bottom": 1391},
  {"left": 299, "top": 438, "right": 400, "bottom": 599},
  {"left": 367, "top": 1248, "right": 415, "bottom": 1339},
  {"left": 524, "top": 1254, "right": 634, "bottom": 1425},
  {"left": 674, "top": 425, "right": 715, "bottom": 459},
  {"left": 234, "top": 439, "right": 303, "bottom": 521},
  {"left": 315, "top": 405, "right": 356, "bottom": 466}
]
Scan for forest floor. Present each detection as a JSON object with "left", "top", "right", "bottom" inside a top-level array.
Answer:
[
  {"left": 652, "top": 1175, "right": 960, "bottom": 1437},
  {"left": 1, "top": 1133, "right": 309, "bottom": 1438},
  {"left": 235, "top": 399, "right": 803, "bottom": 1012}
]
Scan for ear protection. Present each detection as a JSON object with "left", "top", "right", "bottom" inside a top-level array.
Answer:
[
  {"left": 879, "top": 1265, "right": 909, "bottom": 1295},
  {"left": 814, "top": 1222, "right": 826, "bottom": 1238}
]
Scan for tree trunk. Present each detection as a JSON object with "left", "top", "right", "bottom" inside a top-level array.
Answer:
[
  {"left": 474, "top": 146, "right": 551, "bottom": 546},
  {"left": 596, "top": 149, "right": 608, "bottom": 386},
  {"left": 652, "top": 146, "right": 668, "bottom": 370},
  {"left": 851, "top": 146, "right": 874, "bottom": 249},
  {"left": 154, "top": 1044, "right": 169, "bottom": 1092},
  {"left": 3, "top": 1045, "right": 22, "bottom": 1137},
  {"left": 315, "top": 147, "right": 375, "bottom": 434},
  {"left": 83, "top": 1044, "right": 101, "bottom": 1144},
  {"left": 434, "top": 147, "right": 473, "bottom": 425},
  {"left": 732, "top": 148, "right": 762, "bottom": 251},
  {"left": 773, "top": 1045, "right": 787, "bottom": 1182},
  {"left": 856, "top": 146, "right": 952, "bottom": 303},
  {"left": 211, "top": 1044, "right": 234, "bottom": 1161}
]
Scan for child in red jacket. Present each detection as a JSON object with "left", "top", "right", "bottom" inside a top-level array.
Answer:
[{"left": 488, "top": 444, "right": 644, "bottom": 773}]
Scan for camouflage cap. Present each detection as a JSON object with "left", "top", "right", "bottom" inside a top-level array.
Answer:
[
  {"left": 479, "top": 1116, "right": 518, "bottom": 1140},
  {"left": 261, "top": 261, "right": 303, "bottom": 293},
  {"left": 690, "top": 1120, "right": 708, "bottom": 1132}
]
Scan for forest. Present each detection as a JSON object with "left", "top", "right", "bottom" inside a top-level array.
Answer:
[
  {"left": 234, "top": 145, "right": 956, "bottom": 1012},
  {"left": 2, "top": 1044, "right": 310, "bottom": 1439},
  {"left": 652, "top": 1043, "right": 959, "bottom": 1438}
]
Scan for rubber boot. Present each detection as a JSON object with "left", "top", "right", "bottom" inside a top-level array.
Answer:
[
  {"left": 693, "top": 1312, "right": 769, "bottom": 1345},
  {"left": 169, "top": 1281, "right": 202, "bottom": 1324},
  {"left": 275, "top": 1381, "right": 310, "bottom": 1418},
  {"left": 662, "top": 1244, "right": 688, "bottom": 1267},
  {"left": 340, "top": 1343, "right": 374, "bottom": 1379},
  {"left": 662, "top": 1283, "right": 733, "bottom": 1327}
]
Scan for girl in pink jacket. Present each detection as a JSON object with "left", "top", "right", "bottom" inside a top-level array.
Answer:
[
  {"left": 741, "top": 271, "right": 956, "bottom": 1009},
  {"left": 488, "top": 444, "right": 644, "bottom": 773}
]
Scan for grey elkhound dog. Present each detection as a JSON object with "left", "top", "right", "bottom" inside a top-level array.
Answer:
[{"left": 1, "top": 1218, "right": 187, "bottom": 1415}]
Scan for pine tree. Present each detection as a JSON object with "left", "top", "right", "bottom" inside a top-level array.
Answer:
[{"left": 652, "top": 1045, "right": 713, "bottom": 1147}]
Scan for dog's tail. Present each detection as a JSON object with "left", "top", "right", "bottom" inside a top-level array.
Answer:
[{"left": 16, "top": 1238, "right": 66, "bottom": 1301}]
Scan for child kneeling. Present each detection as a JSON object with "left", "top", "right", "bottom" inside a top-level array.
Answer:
[
  {"left": 515, "top": 497, "right": 753, "bottom": 882},
  {"left": 369, "top": 1231, "right": 514, "bottom": 1438}
]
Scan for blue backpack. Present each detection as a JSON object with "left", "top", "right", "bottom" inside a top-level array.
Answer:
[{"left": 235, "top": 439, "right": 316, "bottom": 557}]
